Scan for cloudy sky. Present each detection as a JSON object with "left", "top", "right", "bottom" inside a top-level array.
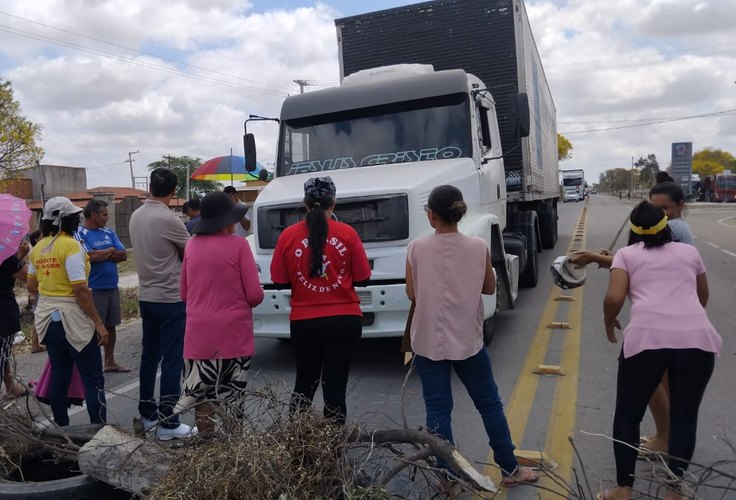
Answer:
[{"left": 1, "top": 0, "right": 735, "bottom": 189}]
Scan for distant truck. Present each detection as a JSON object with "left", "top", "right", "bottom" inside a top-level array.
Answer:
[
  {"left": 243, "top": 0, "right": 559, "bottom": 341},
  {"left": 714, "top": 172, "right": 736, "bottom": 202},
  {"left": 561, "top": 169, "right": 586, "bottom": 201}
]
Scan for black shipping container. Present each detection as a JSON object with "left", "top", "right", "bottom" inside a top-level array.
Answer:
[{"left": 336, "top": 0, "right": 559, "bottom": 201}]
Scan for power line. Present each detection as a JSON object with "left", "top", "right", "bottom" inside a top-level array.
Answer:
[
  {"left": 85, "top": 161, "right": 128, "bottom": 170},
  {"left": 0, "top": 9, "right": 293, "bottom": 94},
  {"left": 559, "top": 118, "right": 657, "bottom": 125},
  {"left": 0, "top": 29, "right": 288, "bottom": 98},
  {"left": 560, "top": 108, "right": 736, "bottom": 135}
]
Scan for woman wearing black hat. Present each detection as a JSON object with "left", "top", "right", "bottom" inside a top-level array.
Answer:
[
  {"left": 271, "top": 176, "right": 371, "bottom": 425},
  {"left": 177, "top": 191, "right": 264, "bottom": 433}
]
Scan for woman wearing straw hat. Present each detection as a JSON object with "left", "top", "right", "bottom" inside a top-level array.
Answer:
[{"left": 176, "top": 191, "right": 264, "bottom": 434}]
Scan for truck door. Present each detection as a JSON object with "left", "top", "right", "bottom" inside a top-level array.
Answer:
[{"left": 476, "top": 96, "right": 506, "bottom": 225}]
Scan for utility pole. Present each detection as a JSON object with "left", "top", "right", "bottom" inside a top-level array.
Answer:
[
  {"left": 630, "top": 155, "right": 635, "bottom": 198},
  {"left": 37, "top": 160, "right": 46, "bottom": 205},
  {"left": 293, "top": 80, "right": 311, "bottom": 161},
  {"left": 293, "top": 79, "right": 311, "bottom": 94},
  {"left": 127, "top": 151, "right": 139, "bottom": 188}
]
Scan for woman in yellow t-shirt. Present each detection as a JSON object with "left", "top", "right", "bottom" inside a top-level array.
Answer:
[{"left": 27, "top": 197, "right": 109, "bottom": 426}]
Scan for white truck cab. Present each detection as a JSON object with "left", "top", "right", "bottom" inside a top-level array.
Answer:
[{"left": 245, "top": 66, "right": 527, "bottom": 341}]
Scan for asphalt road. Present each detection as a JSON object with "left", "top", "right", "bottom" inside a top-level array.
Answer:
[{"left": 11, "top": 196, "right": 736, "bottom": 498}]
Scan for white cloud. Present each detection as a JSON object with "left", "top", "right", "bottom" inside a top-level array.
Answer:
[
  {"left": 0, "top": 0, "right": 734, "bottom": 189},
  {"left": 526, "top": 0, "right": 736, "bottom": 179}
]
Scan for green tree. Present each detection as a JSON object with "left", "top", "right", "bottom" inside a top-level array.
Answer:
[
  {"left": 634, "top": 153, "right": 659, "bottom": 187},
  {"left": 148, "top": 155, "right": 219, "bottom": 199},
  {"left": 692, "top": 147, "right": 734, "bottom": 177},
  {"left": 0, "top": 80, "right": 43, "bottom": 178},
  {"left": 557, "top": 133, "right": 573, "bottom": 161},
  {"left": 600, "top": 167, "right": 630, "bottom": 193}
]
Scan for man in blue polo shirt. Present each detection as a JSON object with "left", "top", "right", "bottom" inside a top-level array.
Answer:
[{"left": 77, "top": 199, "right": 129, "bottom": 372}]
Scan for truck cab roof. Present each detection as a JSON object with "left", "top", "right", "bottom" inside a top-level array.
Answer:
[{"left": 281, "top": 68, "right": 474, "bottom": 121}]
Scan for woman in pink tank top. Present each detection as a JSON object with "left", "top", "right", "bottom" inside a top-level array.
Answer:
[{"left": 405, "top": 185, "right": 538, "bottom": 489}]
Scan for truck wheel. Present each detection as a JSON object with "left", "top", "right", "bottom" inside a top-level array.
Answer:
[
  {"left": 519, "top": 233, "right": 538, "bottom": 287},
  {"left": 482, "top": 316, "right": 495, "bottom": 346},
  {"left": 539, "top": 201, "right": 558, "bottom": 250},
  {"left": 508, "top": 211, "right": 539, "bottom": 288}
]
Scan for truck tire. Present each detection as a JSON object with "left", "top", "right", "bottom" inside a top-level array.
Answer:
[
  {"left": 519, "top": 232, "right": 538, "bottom": 287},
  {"left": 502, "top": 233, "right": 527, "bottom": 276},
  {"left": 482, "top": 316, "right": 495, "bottom": 346},
  {"left": 539, "top": 200, "right": 558, "bottom": 250},
  {"left": 507, "top": 211, "right": 539, "bottom": 288}
]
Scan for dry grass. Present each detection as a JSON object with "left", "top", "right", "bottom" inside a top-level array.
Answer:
[
  {"left": 119, "top": 286, "right": 139, "bottom": 322},
  {"left": 117, "top": 249, "right": 136, "bottom": 276},
  {"left": 150, "top": 388, "right": 390, "bottom": 500}
]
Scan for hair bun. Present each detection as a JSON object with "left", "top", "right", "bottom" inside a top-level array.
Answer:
[{"left": 450, "top": 200, "right": 467, "bottom": 223}]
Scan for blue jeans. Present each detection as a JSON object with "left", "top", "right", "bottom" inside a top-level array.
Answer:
[
  {"left": 138, "top": 301, "right": 185, "bottom": 428},
  {"left": 414, "top": 348, "right": 518, "bottom": 475},
  {"left": 43, "top": 321, "right": 106, "bottom": 426}
]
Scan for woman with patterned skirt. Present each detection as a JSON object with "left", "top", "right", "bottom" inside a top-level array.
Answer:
[{"left": 176, "top": 192, "right": 264, "bottom": 433}]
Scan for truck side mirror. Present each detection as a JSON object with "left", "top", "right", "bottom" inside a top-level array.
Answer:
[
  {"left": 244, "top": 133, "right": 257, "bottom": 172},
  {"left": 508, "top": 93, "right": 530, "bottom": 138}
]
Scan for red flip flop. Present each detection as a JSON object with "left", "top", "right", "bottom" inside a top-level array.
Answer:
[{"left": 501, "top": 466, "right": 539, "bottom": 488}]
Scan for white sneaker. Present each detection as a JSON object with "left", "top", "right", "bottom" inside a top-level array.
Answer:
[
  {"left": 142, "top": 418, "right": 158, "bottom": 432},
  {"left": 156, "top": 423, "right": 198, "bottom": 441}
]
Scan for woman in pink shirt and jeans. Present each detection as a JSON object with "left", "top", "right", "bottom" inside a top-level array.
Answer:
[
  {"left": 602, "top": 201, "right": 721, "bottom": 500},
  {"left": 405, "top": 185, "right": 538, "bottom": 488},
  {"left": 177, "top": 191, "right": 264, "bottom": 433}
]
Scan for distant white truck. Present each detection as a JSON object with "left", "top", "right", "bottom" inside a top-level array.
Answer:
[
  {"left": 243, "top": 0, "right": 559, "bottom": 342},
  {"left": 562, "top": 169, "right": 586, "bottom": 201}
]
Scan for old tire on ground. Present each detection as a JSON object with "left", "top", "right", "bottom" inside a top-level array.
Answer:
[
  {"left": 0, "top": 424, "right": 129, "bottom": 499},
  {"left": 0, "top": 474, "right": 128, "bottom": 500}
]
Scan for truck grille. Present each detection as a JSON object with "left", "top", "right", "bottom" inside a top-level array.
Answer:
[{"left": 258, "top": 194, "right": 409, "bottom": 249}]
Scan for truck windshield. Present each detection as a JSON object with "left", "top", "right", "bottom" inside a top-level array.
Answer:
[
  {"left": 277, "top": 93, "right": 471, "bottom": 177},
  {"left": 562, "top": 177, "right": 583, "bottom": 187}
]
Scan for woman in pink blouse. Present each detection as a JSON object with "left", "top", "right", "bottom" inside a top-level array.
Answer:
[
  {"left": 405, "top": 185, "right": 538, "bottom": 488},
  {"left": 602, "top": 201, "right": 720, "bottom": 500},
  {"left": 177, "top": 191, "right": 264, "bottom": 433}
]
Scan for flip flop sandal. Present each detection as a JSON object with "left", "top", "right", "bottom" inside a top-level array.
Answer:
[{"left": 501, "top": 466, "right": 540, "bottom": 488}]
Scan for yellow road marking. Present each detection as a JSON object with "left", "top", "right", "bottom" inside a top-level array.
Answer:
[
  {"left": 540, "top": 284, "right": 583, "bottom": 492},
  {"left": 485, "top": 206, "right": 587, "bottom": 496},
  {"left": 541, "top": 209, "right": 587, "bottom": 491}
]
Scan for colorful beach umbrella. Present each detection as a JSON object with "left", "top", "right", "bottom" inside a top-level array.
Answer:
[
  {"left": 190, "top": 155, "right": 268, "bottom": 182},
  {"left": 0, "top": 193, "right": 32, "bottom": 263}
]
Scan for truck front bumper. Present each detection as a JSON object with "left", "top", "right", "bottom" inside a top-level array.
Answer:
[{"left": 253, "top": 283, "right": 412, "bottom": 339}]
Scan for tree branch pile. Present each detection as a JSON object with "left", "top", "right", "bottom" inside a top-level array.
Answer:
[{"left": 75, "top": 386, "right": 497, "bottom": 499}]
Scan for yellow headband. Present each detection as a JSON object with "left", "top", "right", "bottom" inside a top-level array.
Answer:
[{"left": 630, "top": 215, "right": 668, "bottom": 235}]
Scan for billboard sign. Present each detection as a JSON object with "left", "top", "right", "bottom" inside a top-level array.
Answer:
[{"left": 671, "top": 142, "right": 693, "bottom": 195}]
